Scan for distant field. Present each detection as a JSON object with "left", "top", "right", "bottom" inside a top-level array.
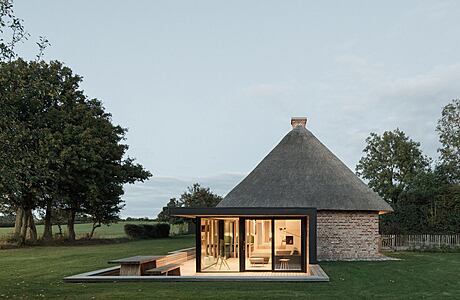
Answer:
[{"left": 0, "top": 221, "right": 153, "bottom": 240}]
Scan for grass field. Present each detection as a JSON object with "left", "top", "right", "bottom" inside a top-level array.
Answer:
[
  {"left": 0, "top": 221, "right": 153, "bottom": 240},
  {"left": 1, "top": 235, "right": 460, "bottom": 299}
]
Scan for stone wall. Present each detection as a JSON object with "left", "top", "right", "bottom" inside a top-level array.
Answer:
[{"left": 316, "top": 211, "right": 380, "bottom": 260}]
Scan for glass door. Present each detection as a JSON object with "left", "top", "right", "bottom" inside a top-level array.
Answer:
[
  {"left": 200, "top": 218, "right": 239, "bottom": 272},
  {"left": 274, "top": 219, "right": 302, "bottom": 270},
  {"left": 243, "top": 219, "right": 272, "bottom": 271},
  {"left": 240, "top": 218, "right": 305, "bottom": 272}
]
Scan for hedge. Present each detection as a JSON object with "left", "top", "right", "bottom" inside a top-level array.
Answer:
[{"left": 124, "top": 223, "right": 170, "bottom": 239}]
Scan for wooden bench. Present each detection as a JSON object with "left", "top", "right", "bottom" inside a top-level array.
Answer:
[
  {"left": 145, "top": 263, "right": 181, "bottom": 276},
  {"left": 108, "top": 255, "right": 165, "bottom": 276}
]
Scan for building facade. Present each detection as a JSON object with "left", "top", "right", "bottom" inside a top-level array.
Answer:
[{"left": 173, "top": 117, "right": 392, "bottom": 274}]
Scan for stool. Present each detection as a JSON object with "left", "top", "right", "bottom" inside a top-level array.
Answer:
[{"left": 279, "top": 258, "right": 290, "bottom": 270}]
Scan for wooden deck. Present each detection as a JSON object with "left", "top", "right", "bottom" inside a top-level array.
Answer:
[{"left": 64, "top": 258, "right": 329, "bottom": 282}]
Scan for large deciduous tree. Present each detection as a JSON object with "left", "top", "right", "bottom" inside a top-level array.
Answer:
[
  {"left": 0, "top": 59, "right": 58, "bottom": 243},
  {"left": 437, "top": 99, "right": 460, "bottom": 183},
  {"left": 356, "top": 129, "right": 430, "bottom": 205},
  {"left": 0, "top": 59, "right": 151, "bottom": 243}
]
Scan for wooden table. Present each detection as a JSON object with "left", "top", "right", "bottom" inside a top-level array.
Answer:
[{"left": 108, "top": 255, "right": 165, "bottom": 276}]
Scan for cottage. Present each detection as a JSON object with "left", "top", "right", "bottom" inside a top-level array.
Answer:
[{"left": 172, "top": 117, "right": 392, "bottom": 274}]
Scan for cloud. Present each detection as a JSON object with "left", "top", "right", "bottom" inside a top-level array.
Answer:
[
  {"left": 328, "top": 55, "right": 460, "bottom": 167},
  {"left": 121, "top": 172, "right": 244, "bottom": 218},
  {"left": 378, "top": 64, "right": 460, "bottom": 99}
]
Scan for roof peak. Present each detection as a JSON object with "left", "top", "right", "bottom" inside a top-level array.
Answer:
[
  {"left": 291, "top": 117, "right": 307, "bottom": 129},
  {"left": 218, "top": 121, "right": 393, "bottom": 213}
]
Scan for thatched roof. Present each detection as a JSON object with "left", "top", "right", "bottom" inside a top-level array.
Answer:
[{"left": 218, "top": 120, "right": 393, "bottom": 212}]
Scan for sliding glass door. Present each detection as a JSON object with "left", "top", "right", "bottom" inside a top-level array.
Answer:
[
  {"left": 274, "top": 219, "right": 302, "bottom": 270},
  {"left": 198, "top": 217, "right": 306, "bottom": 273},
  {"left": 240, "top": 218, "right": 306, "bottom": 272},
  {"left": 200, "top": 218, "right": 239, "bottom": 272},
  {"left": 244, "top": 219, "right": 272, "bottom": 270}
]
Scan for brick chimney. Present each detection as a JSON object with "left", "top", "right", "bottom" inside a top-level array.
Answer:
[{"left": 291, "top": 117, "right": 307, "bottom": 128}]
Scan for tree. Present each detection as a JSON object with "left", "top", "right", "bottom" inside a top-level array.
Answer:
[
  {"left": 0, "top": 59, "right": 58, "bottom": 244},
  {"left": 431, "top": 185, "right": 460, "bottom": 233},
  {"left": 0, "top": 59, "right": 151, "bottom": 243},
  {"left": 156, "top": 184, "right": 222, "bottom": 223},
  {"left": 156, "top": 198, "right": 181, "bottom": 224},
  {"left": 437, "top": 99, "right": 460, "bottom": 183},
  {"left": 179, "top": 183, "right": 223, "bottom": 208},
  {"left": 49, "top": 82, "right": 151, "bottom": 241},
  {"left": 356, "top": 129, "right": 430, "bottom": 205},
  {"left": 0, "top": 0, "right": 28, "bottom": 62}
]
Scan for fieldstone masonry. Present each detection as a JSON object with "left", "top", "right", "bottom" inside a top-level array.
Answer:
[{"left": 317, "top": 211, "right": 380, "bottom": 260}]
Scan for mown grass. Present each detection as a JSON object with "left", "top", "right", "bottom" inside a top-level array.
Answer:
[
  {"left": 1, "top": 235, "right": 460, "bottom": 299},
  {"left": 0, "top": 221, "right": 153, "bottom": 240}
]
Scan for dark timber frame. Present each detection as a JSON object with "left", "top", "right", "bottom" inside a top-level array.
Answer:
[{"left": 171, "top": 207, "right": 317, "bottom": 273}]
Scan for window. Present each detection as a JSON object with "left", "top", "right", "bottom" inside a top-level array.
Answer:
[
  {"left": 274, "top": 219, "right": 302, "bottom": 270},
  {"left": 200, "top": 218, "right": 239, "bottom": 272},
  {"left": 244, "top": 219, "right": 272, "bottom": 270}
]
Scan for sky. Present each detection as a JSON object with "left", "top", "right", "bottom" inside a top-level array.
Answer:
[{"left": 13, "top": 1, "right": 460, "bottom": 217}]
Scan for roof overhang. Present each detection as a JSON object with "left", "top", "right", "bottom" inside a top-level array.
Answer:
[{"left": 171, "top": 207, "right": 317, "bottom": 218}]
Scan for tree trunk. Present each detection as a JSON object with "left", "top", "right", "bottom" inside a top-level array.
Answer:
[
  {"left": 67, "top": 210, "right": 76, "bottom": 241},
  {"left": 42, "top": 200, "right": 53, "bottom": 241},
  {"left": 19, "top": 211, "right": 28, "bottom": 245},
  {"left": 27, "top": 210, "right": 37, "bottom": 243},
  {"left": 89, "top": 222, "right": 101, "bottom": 240},
  {"left": 13, "top": 207, "right": 24, "bottom": 240}
]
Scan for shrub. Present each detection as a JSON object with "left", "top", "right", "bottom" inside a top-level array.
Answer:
[
  {"left": 124, "top": 224, "right": 146, "bottom": 239},
  {"left": 142, "top": 224, "right": 157, "bottom": 238},
  {"left": 156, "top": 223, "right": 170, "bottom": 238},
  {"left": 124, "top": 223, "right": 170, "bottom": 239}
]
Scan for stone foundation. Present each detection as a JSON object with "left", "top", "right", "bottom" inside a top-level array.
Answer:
[{"left": 317, "top": 211, "right": 380, "bottom": 260}]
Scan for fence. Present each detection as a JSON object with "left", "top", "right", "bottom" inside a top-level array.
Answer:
[{"left": 381, "top": 234, "right": 460, "bottom": 251}]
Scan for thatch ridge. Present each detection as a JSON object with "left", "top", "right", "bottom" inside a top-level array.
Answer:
[{"left": 218, "top": 126, "right": 393, "bottom": 212}]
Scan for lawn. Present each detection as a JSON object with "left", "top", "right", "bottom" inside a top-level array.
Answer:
[
  {"left": 1, "top": 236, "right": 460, "bottom": 299},
  {"left": 0, "top": 221, "right": 153, "bottom": 240}
]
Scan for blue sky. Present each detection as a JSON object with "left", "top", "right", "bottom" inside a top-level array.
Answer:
[{"left": 15, "top": 1, "right": 460, "bottom": 217}]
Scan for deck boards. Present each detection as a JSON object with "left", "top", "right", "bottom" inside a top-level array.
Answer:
[{"left": 64, "top": 261, "right": 329, "bottom": 282}]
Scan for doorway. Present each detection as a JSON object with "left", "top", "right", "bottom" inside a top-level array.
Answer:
[
  {"left": 199, "top": 217, "right": 239, "bottom": 272},
  {"left": 240, "top": 217, "right": 306, "bottom": 272},
  {"left": 243, "top": 219, "right": 272, "bottom": 270}
]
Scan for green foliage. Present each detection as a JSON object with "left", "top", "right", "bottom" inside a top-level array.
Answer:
[
  {"left": 156, "top": 183, "right": 222, "bottom": 223},
  {"left": 156, "top": 198, "right": 182, "bottom": 224},
  {"left": 179, "top": 183, "right": 223, "bottom": 208},
  {"left": 0, "top": 59, "right": 151, "bottom": 242},
  {"left": 380, "top": 202, "right": 428, "bottom": 234},
  {"left": 0, "top": 59, "right": 67, "bottom": 211},
  {"left": 0, "top": 0, "right": 28, "bottom": 62},
  {"left": 124, "top": 223, "right": 170, "bottom": 239},
  {"left": 356, "top": 129, "right": 430, "bottom": 205},
  {"left": 429, "top": 185, "right": 460, "bottom": 233},
  {"left": 437, "top": 99, "right": 460, "bottom": 183},
  {"left": 358, "top": 101, "right": 460, "bottom": 234}
]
